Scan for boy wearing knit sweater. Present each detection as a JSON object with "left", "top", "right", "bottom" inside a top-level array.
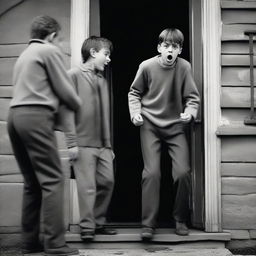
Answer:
[
  {"left": 128, "top": 28, "right": 200, "bottom": 240},
  {"left": 7, "top": 15, "right": 81, "bottom": 256},
  {"left": 65, "top": 36, "right": 117, "bottom": 241}
]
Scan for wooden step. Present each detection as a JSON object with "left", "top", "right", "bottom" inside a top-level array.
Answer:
[{"left": 65, "top": 228, "right": 231, "bottom": 243}]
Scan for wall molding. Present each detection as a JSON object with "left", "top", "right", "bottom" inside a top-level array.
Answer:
[{"left": 202, "top": 0, "right": 222, "bottom": 232}]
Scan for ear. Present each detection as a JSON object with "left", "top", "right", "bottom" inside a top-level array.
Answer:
[
  {"left": 46, "top": 32, "right": 56, "bottom": 42},
  {"left": 157, "top": 44, "right": 161, "bottom": 54},
  {"left": 178, "top": 47, "right": 182, "bottom": 55},
  {"left": 89, "top": 48, "right": 97, "bottom": 58}
]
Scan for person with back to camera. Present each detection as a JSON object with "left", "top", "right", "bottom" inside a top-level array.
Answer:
[
  {"left": 128, "top": 28, "right": 200, "bottom": 241},
  {"left": 7, "top": 15, "right": 81, "bottom": 255},
  {"left": 62, "top": 36, "right": 117, "bottom": 242}
]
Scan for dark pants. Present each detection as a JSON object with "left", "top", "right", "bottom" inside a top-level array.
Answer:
[
  {"left": 7, "top": 106, "right": 66, "bottom": 249},
  {"left": 140, "top": 118, "right": 191, "bottom": 228},
  {"left": 74, "top": 147, "right": 114, "bottom": 231}
]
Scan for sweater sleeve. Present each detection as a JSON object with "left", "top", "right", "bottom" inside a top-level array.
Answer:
[
  {"left": 182, "top": 65, "right": 200, "bottom": 119},
  {"left": 128, "top": 63, "right": 146, "bottom": 120},
  {"left": 44, "top": 48, "right": 81, "bottom": 111}
]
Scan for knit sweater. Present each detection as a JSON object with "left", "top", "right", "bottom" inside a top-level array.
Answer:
[
  {"left": 10, "top": 39, "right": 81, "bottom": 112},
  {"left": 63, "top": 64, "right": 111, "bottom": 148},
  {"left": 128, "top": 56, "right": 200, "bottom": 127}
]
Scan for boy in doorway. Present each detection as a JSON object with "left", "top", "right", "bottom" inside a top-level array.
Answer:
[
  {"left": 65, "top": 36, "right": 117, "bottom": 241},
  {"left": 128, "top": 28, "right": 200, "bottom": 240},
  {"left": 7, "top": 15, "right": 81, "bottom": 255}
]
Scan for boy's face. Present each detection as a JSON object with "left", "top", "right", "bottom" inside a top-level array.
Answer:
[
  {"left": 93, "top": 47, "right": 111, "bottom": 71},
  {"left": 157, "top": 41, "right": 182, "bottom": 66}
]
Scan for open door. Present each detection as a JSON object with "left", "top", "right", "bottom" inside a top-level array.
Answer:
[{"left": 98, "top": 0, "right": 204, "bottom": 228}]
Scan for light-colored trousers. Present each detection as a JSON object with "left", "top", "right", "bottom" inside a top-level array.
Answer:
[{"left": 74, "top": 147, "right": 114, "bottom": 230}]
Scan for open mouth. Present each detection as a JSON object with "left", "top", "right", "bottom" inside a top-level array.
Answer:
[{"left": 167, "top": 55, "right": 173, "bottom": 61}]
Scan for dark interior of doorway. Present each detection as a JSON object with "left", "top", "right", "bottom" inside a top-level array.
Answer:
[{"left": 100, "top": 0, "right": 190, "bottom": 226}]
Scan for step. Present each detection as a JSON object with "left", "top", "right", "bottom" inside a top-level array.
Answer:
[{"left": 65, "top": 228, "right": 231, "bottom": 244}]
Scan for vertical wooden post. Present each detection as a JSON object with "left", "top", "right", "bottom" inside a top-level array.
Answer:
[
  {"left": 69, "top": 0, "right": 90, "bottom": 225},
  {"left": 202, "top": 0, "right": 222, "bottom": 232}
]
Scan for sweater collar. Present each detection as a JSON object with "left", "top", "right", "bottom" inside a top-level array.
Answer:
[{"left": 29, "top": 39, "right": 47, "bottom": 45}]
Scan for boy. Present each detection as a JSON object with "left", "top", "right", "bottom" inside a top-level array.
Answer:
[
  {"left": 7, "top": 15, "right": 81, "bottom": 255},
  {"left": 128, "top": 28, "right": 200, "bottom": 240},
  {"left": 65, "top": 36, "right": 117, "bottom": 241}
]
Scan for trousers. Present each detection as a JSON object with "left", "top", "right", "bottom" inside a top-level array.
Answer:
[
  {"left": 7, "top": 106, "right": 66, "bottom": 249},
  {"left": 73, "top": 147, "right": 114, "bottom": 230},
  {"left": 140, "top": 118, "right": 191, "bottom": 228}
]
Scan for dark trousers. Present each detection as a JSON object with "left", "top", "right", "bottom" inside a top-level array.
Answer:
[
  {"left": 74, "top": 147, "right": 114, "bottom": 230},
  {"left": 7, "top": 106, "right": 66, "bottom": 249},
  {"left": 140, "top": 119, "right": 191, "bottom": 228}
]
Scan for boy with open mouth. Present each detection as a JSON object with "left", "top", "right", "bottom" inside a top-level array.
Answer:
[{"left": 128, "top": 28, "right": 200, "bottom": 241}]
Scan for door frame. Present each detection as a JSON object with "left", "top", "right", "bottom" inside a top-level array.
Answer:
[{"left": 69, "top": 0, "right": 222, "bottom": 232}]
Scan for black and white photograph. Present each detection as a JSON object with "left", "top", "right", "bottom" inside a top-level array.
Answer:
[{"left": 0, "top": 0, "right": 256, "bottom": 255}]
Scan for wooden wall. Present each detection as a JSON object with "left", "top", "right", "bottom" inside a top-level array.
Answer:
[
  {"left": 0, "top": 0, "right": 71, "bottom": 233},
  {"left": 220, "top": 0, "right": 256, "bottom": 240}
]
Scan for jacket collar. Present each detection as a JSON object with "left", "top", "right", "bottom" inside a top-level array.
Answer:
[{"left": 79, "top": 63, "right": 103, "bottom": 78}]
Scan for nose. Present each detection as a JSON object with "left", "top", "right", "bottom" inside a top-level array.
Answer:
[{"left": 167, "top": 45, "right": 173, "bottom": 52}]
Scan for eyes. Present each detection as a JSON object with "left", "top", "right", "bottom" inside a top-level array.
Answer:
[{"left": 162, "top": 43, "right": 179, "bottom": 50}]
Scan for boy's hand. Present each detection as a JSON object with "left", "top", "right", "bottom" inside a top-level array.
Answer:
[
  {"left": 180, "top": 113, "right": 192, "bottom": 123},
  {"left": 68, "top": 146, "right": 79, "bottom": 162},
  {"left": 132, "top": 113, "right": 144, "bottom": 126}
]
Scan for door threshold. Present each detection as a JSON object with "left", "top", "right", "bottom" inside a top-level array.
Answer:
[{"left": 65, "top": 228, "right": 231, "bottom": 243}]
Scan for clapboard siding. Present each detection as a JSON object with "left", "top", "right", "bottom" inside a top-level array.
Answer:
[
  {"left": 0, "top": 58, "right": 16, "bottom": 85},
  {"left": 222, "top": 10, "right": 256, "bottom": 24},
  {"left": 222, "top": 163, "right": 256, "bottom": 177},
  {"left": 222, "top": 24, "right": 256, "bottom": 41},
  {"left": 222, "top": 177, "right": 256, "bottom": 195},
  {"left": 0, "top": 0, "right": 70, "bottom": 44},
  {"left": 222, "top": 194, "right": 256, "bottom": 229},
  {"left": 221, "top": 1, "right": 256, "bottom": 9},
  {"left": 221, "top": 136, "right": 256, "bottom": 162},
  {"left": 222, "top": 55, "right": 252, "bottom": 66},
  {"left": 221, "top": 0, "right": 256, "bottom": 233},
  {"left": 221, "top": 87, "right": 252, "bottom": 108},
  {"left": 222, "top": 108, "right": 251, "bottom": 121},
  {"left": 222, "top": 67, "right": 255, "bottom": 86},
  {"left": 222, "top": 41, "right": 252, "bottom": 54}
]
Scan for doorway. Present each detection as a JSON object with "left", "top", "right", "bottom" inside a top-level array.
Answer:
[{"left": 99, "top": 0, "right": 192, "bottom": 226}]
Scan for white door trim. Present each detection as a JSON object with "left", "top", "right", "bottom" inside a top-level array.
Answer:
[
  {"left": 69, "top": 0, "right": 90, "bottom": 224},
  {"left": 202, "top": 0, "right": 222, "bottom": 232}
]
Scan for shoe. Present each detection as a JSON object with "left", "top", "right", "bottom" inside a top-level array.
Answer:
[
  {"left": 44, "top": 245, "right": 79, "bottom": 256},
  {"left": 175, "top": 221, "right": 189, "bottom": 236},
  {"left": 80, "top": 229, "right": 95, "bottom": 241},
  {"left": 95, "top": 226, "right": 117, "bottom": 235},
  {"left": 141, "top": 227, "right": 154, "bottom": 241},
  {"left": 22, "top": 245, "right": 44, "bottom": 254},
  {"left": 22, "top": 243, "right": 44, "bottom": 254}
]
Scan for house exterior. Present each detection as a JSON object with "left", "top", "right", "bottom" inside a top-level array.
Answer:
[{"left": 1, "top": 0, "right": 256, "bottom": 246}]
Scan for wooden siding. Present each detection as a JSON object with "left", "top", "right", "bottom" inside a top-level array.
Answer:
[
  {"left": 0, "top": 0, "right": 71, "bottom": 231},
  {"left": 220, "top": 0, "right": 256, "bottom": 233}
]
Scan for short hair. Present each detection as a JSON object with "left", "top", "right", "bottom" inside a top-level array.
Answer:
[
  {"left": 158, "top": 28, "right": 184, "bottom": 48},
  {"left": 81, "top": 36, "right": 113, "bottom": 63},
  {"left": 30, "top": 15, "right": 61, "bottom": 39}
]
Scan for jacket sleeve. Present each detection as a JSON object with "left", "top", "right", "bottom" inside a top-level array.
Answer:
[
  {"left": 182, "top": 65, "right": 200, "bottom": 119},
  {"left": 128, "top": 63, "right": 146, "bottom": 120},
  {"left": 44, "top": 48, "right": 81, "bottom": 111}
]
